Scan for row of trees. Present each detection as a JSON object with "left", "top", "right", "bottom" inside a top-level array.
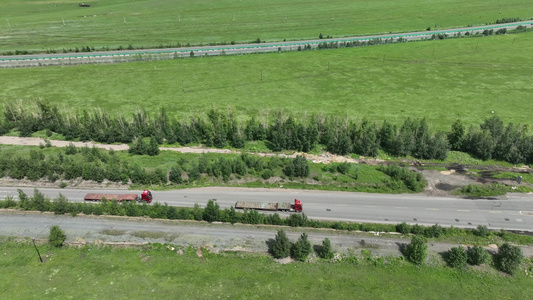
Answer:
[
  {"left": 4, "top": 102, "right": 533, "bottom": 164},
  {"left": 0, "top": 143, "right": 425, "bottom": 192},
  {"left": 270, "top": 230, "right": 333, "bottom": 261},
  {"left": 405, "top": 235, "right": 523, "bottom": 275}
]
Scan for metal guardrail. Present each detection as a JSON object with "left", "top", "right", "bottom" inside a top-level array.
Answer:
[{"left": 0, "top": 21, "right": 531, "bottom": 65}]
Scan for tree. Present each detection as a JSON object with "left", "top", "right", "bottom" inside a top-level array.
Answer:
[
  {"left": 467, "top": 246, "right": 489, "bottom": 265},
  {"left": 319, "top": 238, "right": 334, "bottom": 259},
  {"left": 292, "top": 233, "right": 312, "bottom": 262},
  {"left": 284, "top": 155, "right": 309, "bottom": 178},
  {"left": 445, "top": 247, "right": 467, "bottom": 268},
  {"left": 203, "top": 199, "right": 220, "bottom": 223},
  {"left": 404, "top": 236, "right": 427, "bottom": 265},
  {"left": 52, "top": 194, "right": 69, "bottom": 215},
  {"left": 49, "top": 225, "right": 66, "bottom": 247},
  {"left": 271, "top": 229, "right": 291, "bottom": 259},
  {"left": 228, "top": 206, "right": 238, "bottom": 224},
  {"left": 169, "top": 166, "right": 183, "bottom": 184},
  {"left": 495, "top": 243, "right": 523, "bottom": 274},
  {"left": 448, "top": 119, "right": 465, "bottom": 151},
  {"left": 147, "top": 136, "right": 160, "bottom": 156}
]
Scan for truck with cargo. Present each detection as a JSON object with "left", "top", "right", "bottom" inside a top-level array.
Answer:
[
  {"left": 234, "top": 199, "right": 302, "bottom": 212},
  {"left": 84, "top": 190, "right": 153, "bottom": 203}
]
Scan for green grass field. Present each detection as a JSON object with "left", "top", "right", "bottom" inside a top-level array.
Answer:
[
  {"left": 1, "top": 240, "right": 532, "bottom": 299},
  {"left": 2, "top": 32, "right": 533, "bottom": 131},
  {"left": 1, "top": 0, "right": 532, "bottom": 51}
]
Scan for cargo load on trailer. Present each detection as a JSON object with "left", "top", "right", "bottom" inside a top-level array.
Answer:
[
  {"left": 84, "top": 190, "right": 153, "bottom": 203},
  {"left": 235, "top": 199, "right": 302, "bottom": 212}
]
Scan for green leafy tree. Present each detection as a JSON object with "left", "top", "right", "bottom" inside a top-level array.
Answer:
[
  {"left": 169, "top": 166, "right": 183, "bottom": 184},
  {"left": 404, "top": 236, "right": 427, "bottom": 265},
  {"left": 203, "top": 199, "right": 220, "bottom": 223},
  {"left": 319, "top": 238, "right": 334, "bottom": 259},
  {"left": 292, "top": 233, "right": 312, "bottom": 262},
  {"left": 147, "top": 136, "right": 160, "bottom": 156},
  {"left": 467, "top": 246, "right": 489, "bottom": 265},
  {"left": 448, "top": 119, "right": 465, "bottom": 151},
  {"left": 474, "top": 225, "right": 490, "bottom": 237},
  {"left": 49, "top": 225, "right": 67, "bottom": 247},
  {"left": 396, "top": 222, "right": 411, "bottom": 234},
  {"left": 228, "top": 206, "right": 238, "bottom": 224},
  {"left": 446, "top": 247, "right": 467, "bottom": 268},
  {"left": 495, "top": 243, "right": 523, "bottom": 274},
  {"left": 271, "top": 229, "right": 291, "bottom": 259},
  {"left": 52, "top": 194, "right": 69, "bottom": 215}
]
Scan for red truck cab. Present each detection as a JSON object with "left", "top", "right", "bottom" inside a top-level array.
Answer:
[
  {"left": 293, "top": 199, "right": 303, "bottom": 212},
  {"left": 141, "top": 190, "right": 153, "bottom": 203}
]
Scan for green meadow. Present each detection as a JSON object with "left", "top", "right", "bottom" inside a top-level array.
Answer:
[
  {"left": 1, "top": 240, "right": 532, "bottom": 299},
  {"left": 1, "top": 0, "right": 532, "bottom": 51},
  {"left": 2, "top": 32, "right": 533, "bottom": 131}
]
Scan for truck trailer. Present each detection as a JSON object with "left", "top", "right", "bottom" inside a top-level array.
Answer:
[
  {"left": 84, "top": 190, "right": 153, "bottom": 203},
  {"left": 234, "top": 199, "right": 302, "bottom": 212}
]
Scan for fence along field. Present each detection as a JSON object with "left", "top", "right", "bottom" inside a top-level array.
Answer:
[
  {"left": 1, "top": 0, "right": 532, "bottom": 52},
  {"left": 1, "top": 31, "right": 533, "bottom": 131}
]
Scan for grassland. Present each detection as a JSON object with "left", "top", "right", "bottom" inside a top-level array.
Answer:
[
  {"left": 2, "top": 31, "right": 533, "bottom": 131},
  {"left": 1, "top": 0, "right": 532, "bottom": 52},
  {"left": 1, "top": 239, "right": 532, "bottom": 299}
]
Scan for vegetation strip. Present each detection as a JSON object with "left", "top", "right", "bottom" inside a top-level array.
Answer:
[
  {"left": 2, "top": 191, "right": 532, "bottom": 246},
  {"left": 2, "top": 237, "right": 532, "bottom": 299}
]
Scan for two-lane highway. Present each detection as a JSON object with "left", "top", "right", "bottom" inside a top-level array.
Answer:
[{"left": 1, "top": 186, "right": 533, "bottom": 232}]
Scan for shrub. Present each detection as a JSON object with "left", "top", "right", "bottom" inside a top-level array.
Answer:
[
  {"left": 319, "top": 238, "right": 334, "bottom": 259},
  {"left": 424, "top": 223, "right": 444, "bottom": 238},
  {"left": 495, "top": 243, "right": 523, "bottom": 274},
  {"left": 446, "top": 247, "right": 467, "bottom": 268},
  {"left": 271, "top": 230, "right": 291, "bottom": 259},
  {"left": 467, "top": 246, "right": 489, "bottom": 265},
  {"left": 404, "top": 236, "right": 427, "bottom": 265},
  {"left": 474, "top": 225, "right": 490, "bottom": 237},
  {"left": 292, "top": 233, "right": 312, "bottom": 262},
  {"left": 228, "top": 206, "right": 238, "bottom": 224},
  {"left": 203, "top": 199, "right": 220, "bottom": 223},
  {"left": 2, "top": 195, "right": 17, "bottom": 208},
  {"left": 287, "top": 213, "right": 308, "bottom": 227},
  {"left": 410, "top": 224, "right": 425, "bottom": 235},
  {"left": 30, "top": 188, "right": 50, "bottom": 212},
  {"left": 49, "top": 225, "right": 66, "bottom": 247},
  {"left": 52, "top": 194, "right": 69, "bottom": 215},
  {"left": 396, "top": 222, "right": 411, "bottom": 234}
]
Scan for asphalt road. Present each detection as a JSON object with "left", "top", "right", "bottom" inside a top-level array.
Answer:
[
  {"left": 1, "top": 20, "right": 532, "bottom": 67},
  {"left": 2, "top": 186, "right": 533, "bottom": 232}
]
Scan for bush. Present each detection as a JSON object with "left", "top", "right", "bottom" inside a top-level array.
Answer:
[
  {"left": 424, "top": 223, "right": 444, "bottom": 238},
  {"left": 495, "top": 243, "right": 523, "bottom": 274},
  {"left": 467, "top": 246, "right": 489, "bottom": 265},
  {"left": 396, "top": 222, "right": 411, "bottom": 234},
  {"left": 271, "top": 229, "right": 291, "bottom": 259},
  {"left": 52, "top": 194, "right": 69, "bottom": 215},
  {"left": 292, "top": 233, "right": 312, "bottom": 262},
  {"left": 446, "top": 247, "right": 467, "bottom": 268},
  {"left": 203, "top": 199, "right": 220, "bottom": 223},
  {"left": 319, "top": 238, "right": 334, "bottom": 259},
  {"left": 474, "top": 225, "right": 490, "bottom": 237},
  {"left": 287, "top": 213, "right": 308, "bottom": 227},
  {"left": 49, "top": 225, "right": 66, "bottom": 247},
  {"left": 404, "top": 236, "right": 427, "bottom": 265}
]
